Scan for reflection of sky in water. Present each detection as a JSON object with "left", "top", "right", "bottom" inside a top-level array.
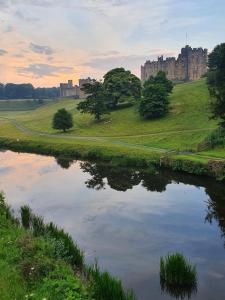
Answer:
[{"left": 0, "top": 151, "right": 225, "bottom": 300}]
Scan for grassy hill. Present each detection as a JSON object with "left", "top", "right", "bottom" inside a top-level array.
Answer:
[{"left": 0, "top": 79, "right": 225, "bottom": 174}]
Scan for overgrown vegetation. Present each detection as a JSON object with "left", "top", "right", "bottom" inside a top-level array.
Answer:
[{"left": 0, "top": 192, "right": 136, "bottom": 300}]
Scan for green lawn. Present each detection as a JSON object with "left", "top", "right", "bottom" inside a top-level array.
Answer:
[{"left": 0, "top": 79, "right": 225, "bottom": 160}]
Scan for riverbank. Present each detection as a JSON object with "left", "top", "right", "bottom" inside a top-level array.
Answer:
[
  {"left": 0, "top": 136, "right": 225, "bottom": 180},
  {"left": 0, "top": 193, "right": 135, "bottom": 300},
  {"left": 0, "top": 79, "right": 225, "bottom": 180}
]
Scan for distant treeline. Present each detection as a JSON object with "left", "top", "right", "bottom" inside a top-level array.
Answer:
[{"left": 0, "top": 83, "right": 60, "bottom": 99}]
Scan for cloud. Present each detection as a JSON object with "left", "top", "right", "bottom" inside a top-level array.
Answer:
[
  {"left": 92, "top": 50, "right": 120, "bottom": 57},
  {"left": 82, "top": 49, "right": 176, "bottom": 71},
  {"left": 29, "top": 43, "right": 54, "bottom": 55},
  {"left": 17, "top": 63, "right": 74, "bottom": 78},
  {"left": 82, "top": 54, "right": 149, "bottom": 71},
  {"left": 3, "top": 25, "right": 13, "bottom": 33},
  {"left": 0, "top": 49, "right": 8, "bottom": 56},
  {"left": 15, "top": 10, "right": 39, "bottom": 22}
]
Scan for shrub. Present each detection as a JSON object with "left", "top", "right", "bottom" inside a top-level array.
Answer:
[{"left": 160, "top": 253, "right": 197, "bottom": 287}]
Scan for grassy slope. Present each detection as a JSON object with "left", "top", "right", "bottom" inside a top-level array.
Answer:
[
  {"left": 0, "top": 205, "right": 91, "bottom": 300},
  {"left": 0, "top": 79, "right": 225, "bottom": 161}
]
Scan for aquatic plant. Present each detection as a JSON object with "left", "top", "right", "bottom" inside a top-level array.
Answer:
[
  {"left": 20, "top": 205, "right": 32, "bottom": 229},
  {"left": 160, "top": 253, "right": 197, "bottom": 287}
]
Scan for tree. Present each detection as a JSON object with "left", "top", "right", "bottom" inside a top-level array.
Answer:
[
  {"left": 77, "top": 80, "right": 109, "bottom": 121},
  {"left": 103, "top": 68, "right": 142, "bottom": 109},
  {"left": 0, "top": 83, "right": 4, "bottom": 99},
  {"left": 52, "top": 108, "right": 73, "bottom": 132},
  {"left": 147, "top": 71, "right": 173, "bottom": 94},
  {"left": 207, "top": 43, "right": 225, "bottom": 127},
  {"left": 139, "top": 83, "right": 169, "bottom": 119}
]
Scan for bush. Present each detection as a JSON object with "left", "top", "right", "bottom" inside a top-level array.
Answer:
[{"left": 160, "top": 253, "right": 197, "bottom": 287}]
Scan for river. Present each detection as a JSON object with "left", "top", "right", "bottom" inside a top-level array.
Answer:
[{"left": 0, "top": 150, "right": 224, "bottom": 300}]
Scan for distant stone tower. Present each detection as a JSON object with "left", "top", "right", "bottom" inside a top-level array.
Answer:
[{"left": 141, "top": 45, "right": 208, "bottom": 82}]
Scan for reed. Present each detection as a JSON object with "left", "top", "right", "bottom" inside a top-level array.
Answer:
[
  {"left": 20, "top": 205, "right": 32, "bottom": 229},
  {"left": 160, "top": 253, "right": 197, "bottom": 287}
]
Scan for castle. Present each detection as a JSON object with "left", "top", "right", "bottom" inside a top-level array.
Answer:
[
  {"left": 60, "top": 77, "right": 94, "bottom": 98},
  {"left": 141, "top": 45, "right": 208, "bottom": 82}
]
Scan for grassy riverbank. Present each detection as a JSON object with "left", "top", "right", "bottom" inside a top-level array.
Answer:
[
  {"left": 0, "top": 79, "right": 225, "bottom": 179},
  {"left": 0, "top": 193, "right": 135, "bottom": 300}
]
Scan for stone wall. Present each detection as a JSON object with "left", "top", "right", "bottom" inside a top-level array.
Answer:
[{"left": 141, "top": 45, "right": 208, "bottom": 82}]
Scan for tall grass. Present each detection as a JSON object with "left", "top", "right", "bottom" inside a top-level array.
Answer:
[
  {"left": 88, "top": 262, "right": 136, "bottom": 300},
  {"left": 160, "top": 253, "right": 197, "bottom": 287},
  {"left": 20, "top": 205, "right": 32, "bottom": 229},
  {"left": 20, "top": 206, "right": 84, "bottom": 270}
]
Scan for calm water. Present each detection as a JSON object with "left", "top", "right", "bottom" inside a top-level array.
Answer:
[{"left": 0, "top": 150, "right": 225, "bottom": 300}]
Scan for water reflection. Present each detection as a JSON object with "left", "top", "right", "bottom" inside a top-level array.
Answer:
[
  {"left": 160, "top": 279, "right": 197, "bottom": 300},
  {"left": 0, "top": 151, "right": 225, "bottom": 300},
  {"left": 56, "top": 158, "right": 225, "bottom": 249}
]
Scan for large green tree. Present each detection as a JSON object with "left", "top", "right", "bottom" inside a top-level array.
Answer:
[
  {"left": 77, "top": 80, "right": 109, "bottom": 121},
  {"left": 52, "top": 108, "right": 73, "bottom": 132},
  {"left": 139, "top": 83, "right": 169, "bottom": 119},
  {"left": 103, "top": 68, "right": 142, "bottom": 109},
  {"left": 147, "top": 71, "right": 173, "bottom": 94},
  {"left": 207, "top": 43, "right": 225, "bottom": 127}
]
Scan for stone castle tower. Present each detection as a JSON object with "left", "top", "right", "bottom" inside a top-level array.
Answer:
[{"left": 141, "top": 45, "right": 208, "bottom": 82}]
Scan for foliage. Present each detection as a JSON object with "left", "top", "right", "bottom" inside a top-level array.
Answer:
[
  {"left": 77, "top": 80, "right": 109, "bottom": 121},
  {"left": 103, "top": 68, "right": 142, "bottom": 109},
  {"left": 139, "top": 71, "right": 173, "bottom": 120},
  {"left": 139, "top": 82, "right": 169, "bottom": 119},
  {"left": 147, "top": 71, "right": 174, "bottom": 94},
  {"left": 207, "top": 43, "right": 225, "bottom": 127},
  {"left": 160, "top": 253, "right": 197, "bottom": 287},
  {"left": 52, "top": 108, "right": 73, "bottom": 132},
  {"left": 0, "top": 82, "right": 59, "bottom": 99}
]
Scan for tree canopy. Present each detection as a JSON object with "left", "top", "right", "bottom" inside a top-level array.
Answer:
[
  {"left": 0, "top": 83, "right": 59, "bottom": 99},
  {"left": 103, "top": 68, "right": 142, "bottom": 109},
  {"left": 139, "top": 83, "right": 169, "bottom": 119},
  {"left": 77, "top": 80, "right": 109, "bottom": 121},
  {"left": 147, "top": 71, "right": 173, "bottom": 94},
  {"left": 52, "top": 108, "right": 73, "bottom": 132},
  {"left": 139, "top": 71, "right": 173, "bottom": 120},
  {"left": 207, "top": 43, "right": 225, "bottom": 127}
]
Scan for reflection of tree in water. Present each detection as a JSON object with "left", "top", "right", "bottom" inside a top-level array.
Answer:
[
  {"left": 80, "top": 162, "right": 106, "bottom": 190},
  {"left": 204, "top": 185, "right": 225, "bottom": 247},
  {"left": 80, "top": 162, "right": 142, "bottom": 191},
  {"left": 141, "top": 171, "right": 171, "bottom": 192},
  {"left": 160, "top": 279, "right": 197, "bottom": 300},
  {"left": 57, "top": 158, "right": 225, "bottom": 246},
  {"left": 55, "top": 157, "right": 75, "bottom": 169}
]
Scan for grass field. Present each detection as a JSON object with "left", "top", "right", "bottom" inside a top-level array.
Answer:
[
  {"left": 0, "top": 99, "right": 53, "bottom": 111},
  {"left": 0, "top": 79, "right": 225, "bottom": 168}
]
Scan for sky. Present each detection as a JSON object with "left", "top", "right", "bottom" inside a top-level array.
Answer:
[{"left": 0, "top": 0, "right": 224, "bottom": 87}]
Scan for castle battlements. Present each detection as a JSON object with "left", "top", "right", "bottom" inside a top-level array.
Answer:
[{"left": 141, "top": 45, "right": 208, "bottom": 82}]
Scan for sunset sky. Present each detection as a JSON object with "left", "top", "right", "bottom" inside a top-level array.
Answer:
[{"left": 0, "top": 0, "right": 224, "bottom": 87}]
